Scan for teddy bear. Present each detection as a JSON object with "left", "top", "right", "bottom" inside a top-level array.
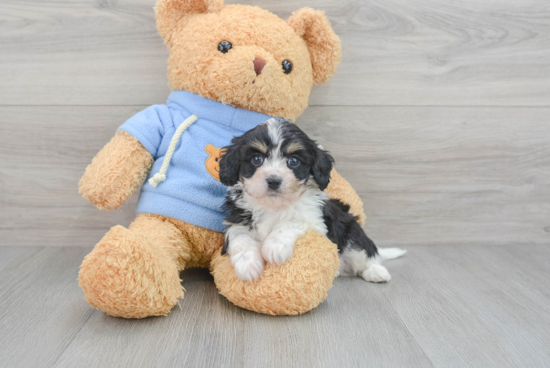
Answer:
[{"left": 78, "top": 0, "right": 366, "bottom": 318}]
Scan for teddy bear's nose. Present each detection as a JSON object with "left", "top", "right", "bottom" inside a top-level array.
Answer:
[{"left": 253, "top": 57, "right": 266, "bottom": 76}]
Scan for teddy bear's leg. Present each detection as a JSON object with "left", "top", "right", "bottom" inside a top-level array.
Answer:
[
  {"left": 78, "top": 214, "right": 192, "bottom": 318},
  {"left": 210, "top": 231, "right": 340, "bottom": 316}
]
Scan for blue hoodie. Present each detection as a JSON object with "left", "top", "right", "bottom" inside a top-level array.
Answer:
[{"left": 118, "top": 91, "right": 272, "bottom": 232}]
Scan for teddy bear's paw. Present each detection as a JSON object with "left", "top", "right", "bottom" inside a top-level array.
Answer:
[
  {"left": 361, "top": 264, "right": 391, "bottom": 283},
  {"left": 231, "top": 249, "right": 265, "bottom": 282},
  {"left": 261, "top": 235, "right": 295, "bottom": 266},
  {"left": 78, "top": 131, "right": 153, "bottom": 210},
  {"left": 212, "top": 232, "right": 340, "bottom": 316},
  {"left": 79, "top": 225, "right": 183, "bottom": 318}
]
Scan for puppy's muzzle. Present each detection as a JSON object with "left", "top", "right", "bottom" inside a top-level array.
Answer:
[{"left": 266, "top": 176, "right": 282, "bottom": 191}]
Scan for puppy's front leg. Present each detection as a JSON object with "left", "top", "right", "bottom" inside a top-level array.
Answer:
[
  {"left": 225, "top": 226, "right": 264, "bottom": 282},
  {"left": 261, "top": 225, "right": 305, "bottom": 265}
]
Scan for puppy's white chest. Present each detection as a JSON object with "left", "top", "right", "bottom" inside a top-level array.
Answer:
[{"left": 253, "top": 191, "right": 328, "bottom": 242}]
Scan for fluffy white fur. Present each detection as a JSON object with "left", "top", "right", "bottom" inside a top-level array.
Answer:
[{"left": 339, "top": 249, "right": 393, "bottom": 282}]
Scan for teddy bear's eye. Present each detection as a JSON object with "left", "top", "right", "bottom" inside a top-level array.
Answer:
[
  {"left": 218, "top": 41, "right": 232, "bottom": 54},
  {"left": 282, "top": 60, "right": 293, "bottom": 74}
]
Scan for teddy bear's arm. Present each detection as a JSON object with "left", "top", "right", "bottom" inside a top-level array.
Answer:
[
  {"left": 325, "top": 169, "right": 366, "bottom": 226},
  {"left": 79, "top": 130, "right": 153, "bottom": 210}
]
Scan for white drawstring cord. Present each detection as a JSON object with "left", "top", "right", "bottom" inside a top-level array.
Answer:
[{"left": 148, "top": 114, "right": 199, "bottom": 187}]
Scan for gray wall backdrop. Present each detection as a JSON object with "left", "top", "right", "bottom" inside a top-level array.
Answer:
[{"left": 1, "top": 0, "right": 549, "bottom": 247}]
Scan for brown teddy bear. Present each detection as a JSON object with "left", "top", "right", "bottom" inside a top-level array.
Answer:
[{"left": 78, "top": 0, "right": 365, "bottom": 318}]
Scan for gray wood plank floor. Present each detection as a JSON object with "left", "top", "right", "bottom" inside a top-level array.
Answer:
[{"left": 1, "top": 244, "right": 549, "bottom": 368}]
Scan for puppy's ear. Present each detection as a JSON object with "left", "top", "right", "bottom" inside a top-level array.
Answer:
[
  {"left": 218, "top": 144, "right": 240, "bottom": 186},
  {"left": 155, "top": 0, "right": 224, "bottom": 46},
  {"left": 288, "top": 8, "right": 342, "bottom": 85},
  {"left": 311, "top": 147, "right": 334, "bottom": 191}
]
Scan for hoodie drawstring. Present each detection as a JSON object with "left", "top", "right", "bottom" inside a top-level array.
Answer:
[{"left": 148, "top": 114, "right": 199, "bottom": 187}]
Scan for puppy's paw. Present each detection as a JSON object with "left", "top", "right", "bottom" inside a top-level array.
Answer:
[
  {"left": 261, "top": 236, "right": 295, "bottom": 265},
  {"left": 231, "top": 249, "right": 265, "bottom": 282},
  {"left": 362, "top": 264, "right": 391, "bottom": 283}
]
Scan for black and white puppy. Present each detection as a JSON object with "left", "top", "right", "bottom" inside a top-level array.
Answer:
[{"left": 219, "top": 118, "right": 406, "bottom": 282}]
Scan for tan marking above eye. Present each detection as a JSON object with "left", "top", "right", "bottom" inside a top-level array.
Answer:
[
  {"left": 284, "top": 141, "right": 304, "bottom": 155},
  {"left": 250, "top": 140, "right": 268, "bottom": 154}
]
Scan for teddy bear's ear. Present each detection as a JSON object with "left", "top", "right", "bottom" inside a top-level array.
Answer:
[
  {"left": 288, "top": 8, "right": 342, "bottom": 85},
  {"left": 155, "top": 0, "right": 224, "bottom": 45}
]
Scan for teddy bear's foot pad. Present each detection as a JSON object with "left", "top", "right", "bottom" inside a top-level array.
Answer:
[{"left": 79, "top": 225, "right": 184, "bottom": 318}]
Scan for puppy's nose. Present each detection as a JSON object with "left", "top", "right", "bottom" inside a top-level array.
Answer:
[
  {"left": 266, "top": 176, "right": 282, "bottom": 190},
  {"left": 253, "top": 57, "right": 266, "bottom": 76}
]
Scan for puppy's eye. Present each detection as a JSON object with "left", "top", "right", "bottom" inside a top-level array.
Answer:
[
  {"left": 287, "top": 156, "right": 300, "bottom": 168},
  {"left": 282, "top": 60, "right": 292, "bottom": 74},
  {"left": 251, "top": 154, "right": 264, "bottom": 166},
  {"left": 218, "top": 41, "right": 232, "bottom": 53}
]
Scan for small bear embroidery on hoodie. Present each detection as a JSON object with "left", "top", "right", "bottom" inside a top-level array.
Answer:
[{"left": 204, "top": 144, "right": 223, "bottom": 181}]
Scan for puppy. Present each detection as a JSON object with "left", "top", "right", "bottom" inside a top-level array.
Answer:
[{"left": 219, "top": 118, "right": 406, "bottom": 282}]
